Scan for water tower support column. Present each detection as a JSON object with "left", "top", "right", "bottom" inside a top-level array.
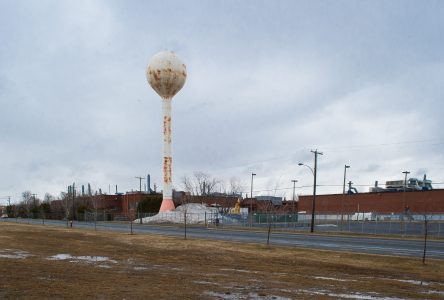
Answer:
[{"left": 160, "top": 97, "right": 174, "bottom": 211}]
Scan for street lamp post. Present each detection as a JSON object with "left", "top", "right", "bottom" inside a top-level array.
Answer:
[
  {"left": 291, "top": 179, "right": 297, "bottom": 228},
  {"left": 341, "top": 165, "right": 350, "bottom": 231},
  {"left": 250, "top": 173, "right": 256, "bottom": 226},
  {"left": 299, "top": 149, "right": 323, "bottom": 233}
]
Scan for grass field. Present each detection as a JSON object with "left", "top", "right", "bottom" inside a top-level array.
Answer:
[{"left": 1, "top": 222, "right": 444, "bottom": 299}]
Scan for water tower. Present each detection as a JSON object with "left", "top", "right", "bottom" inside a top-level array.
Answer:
[{"left": 146, "top": 51, "right": 187, "bottom": 212}]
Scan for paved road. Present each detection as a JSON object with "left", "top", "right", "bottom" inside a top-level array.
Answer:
[{"left": 2, "top": 218, "right": 444, "bottom": 260}]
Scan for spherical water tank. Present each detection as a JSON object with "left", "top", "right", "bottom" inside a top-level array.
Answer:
[{"left": 146, "top": 51, "right": 187, "bottom": 99}]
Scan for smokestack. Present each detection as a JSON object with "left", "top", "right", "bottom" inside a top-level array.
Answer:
[
  {"left": 147, "top": 174, "right": 152, "bottom": 193},
  {"left": 146, "top": 51, "right": 187, "bottom": 212},
  {"left": 115, "top": 185, "right": 118, "bottom": 194}
]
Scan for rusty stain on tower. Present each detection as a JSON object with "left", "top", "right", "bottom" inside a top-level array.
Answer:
[{"left": 146, "top": 51, "right": 187, "bottom": 212}]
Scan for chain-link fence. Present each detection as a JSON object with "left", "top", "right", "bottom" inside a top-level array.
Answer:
[
  {"left": 1, "top": 210, "right": 442, "bottom": 238},
  {"left": 301, "top": 212, "right": 443, "bottom": 237}
]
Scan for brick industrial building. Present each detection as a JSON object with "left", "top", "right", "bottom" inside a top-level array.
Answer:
[
  {"left": 45, "top": 189, "right": 444, "bottom": 219},
  {"left": 298, "top": 189, "right": 444, "bottom": 214}
]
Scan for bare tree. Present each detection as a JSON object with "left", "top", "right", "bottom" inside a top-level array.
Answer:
[
  {"left": 21, "top": 191, "right": 40, "bottom": 219},
  {"left": 229, "top": 177, "right": 244, "bottom": 195},
  {"left": 44, "top": 193, "right": 54, "bottom": 203},
  {"left": 182, "top": 175, "right": 196, "bottom": 195},
  {"left": 265, "top": 200, "right": 277, "bottom": 246},
  {"left": 181, "top": 171, "right": 220, "bottom": 195},
  {"left": 21, "top": 191, "right": 32, "bottom": 207}
]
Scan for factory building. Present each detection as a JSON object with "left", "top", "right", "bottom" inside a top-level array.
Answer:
[{"left": 298, "top": 189, "right": 444, "bottom": 214}]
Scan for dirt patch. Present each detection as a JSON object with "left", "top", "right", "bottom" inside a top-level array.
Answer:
[{"left": 1, "top": 222, "right": 443, "bottom": 299}]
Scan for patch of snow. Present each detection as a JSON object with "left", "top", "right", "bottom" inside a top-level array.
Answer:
[
  {"left": 424, "top": 290, "right": 444, "bottom": 295},
  {"left": 193, "top": 280, "right": 220, "bottom": 285},
  {"left": 204, "top": 291, "right": 291, "bottom": 300},
  {"left": 220, "top": 268, "right": 258, "bottom": 274},
  {"left": 0, "top": 254, "right": 26, "bottom": 259},
  {"left": 133, "top": 266, "right": 149, "bottom": 271},
  {"left": 47, "top": 254, "right": 72, "bottom": 260},
  {"left": 97, "top": 265, "right": 112, "bottom": 269},
  {"left": 135, "top": 203, "right": 219, "bottom": 224},
  {"left": 314, "top": 276, "right": 357, "bottom": 282},
  {"left": 296, "top": 289, "right": 403, "bottom": 300},
  {"left": 394, "top": 279, "right": 429, "bottom": 286},
  {"left": 47, "top": 254, "right": 117, "bottom": 264},
  {"left": 374, "top": 277, "right": 431, "bottom": 286},
  {"left": 77, "top": 256, "right": 117, "bottom": 263},
  {"left": 0, "top": 249, "right": 32, "bottom": 259}
]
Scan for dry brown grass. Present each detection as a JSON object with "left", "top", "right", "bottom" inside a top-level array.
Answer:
[{"left": 1, "top": 222, "right": 443, "bottom": 299}]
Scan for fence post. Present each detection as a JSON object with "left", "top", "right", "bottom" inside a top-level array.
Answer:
[
  {"left": 438, "top": 222, "right": 441, "bottom": 238},
  {"left": 389, "top": 219, "right": 392, "bottom": 234},
  {"left": 336, "top": 214, "right": 339, "bottom": 232},
  {"left": 348, "top": 215, "right": 351, "bottom": 232},
  {"left": 374, "top": 217, "right": 377, "bottom": 235},
  {"left": 130, "top": 218, "right": 133, "bottom": 235},
  {"left": 423, "top": 218, "right": 428, "bottom": 264}
]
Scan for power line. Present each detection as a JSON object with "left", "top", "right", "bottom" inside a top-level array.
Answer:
[
  {"left": 198, "top": 138, "right": 444, "bottom": 175},
  {"left": 320, "top": 139, "right": 444, "bottom": 152}
]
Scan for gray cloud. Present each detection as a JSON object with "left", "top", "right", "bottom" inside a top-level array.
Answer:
[{"left": 1, "top": 0, "right": 443, "bottom": 203}]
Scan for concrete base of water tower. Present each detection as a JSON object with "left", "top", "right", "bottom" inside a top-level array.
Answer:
[{"left": 159, "top": 198, "right": 175, "bottom": 212}]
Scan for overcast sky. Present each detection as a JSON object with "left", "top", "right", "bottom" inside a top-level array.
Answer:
[{"left": 1, "top": 0, "right": 443, "bottom": 204}]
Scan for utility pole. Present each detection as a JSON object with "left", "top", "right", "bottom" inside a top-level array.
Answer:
[
  {"left": 291, "top": 180, "right": 297, "bottom": 214},
  {"left": 66, "top": 186, "right": 69, "bottom": 227},
  {"left": 30, "top": 193, "right": 37, "bottom": 219},
  {"left": 341, "top": 165, "right": 350, "bottom": 231},
  {"left": 310, "top": 149, "right": 323, "bottom": 233},
  {"left": 250, "top": 173, "right": 256, "bottom": 227},
  {"left": 135, "top": 176, "right": 143, "bottom": 193},
  {"left": 402, "top": 171, "right": 410, "bottom": 212},
  {"left": 402, "top": 171, "right": 410, "bottom": 234},
  {"left": 72, "top": 183, "right": 75, "bottom": 221},
  {"left": 402, "top": 171, "right": 410, "bottom": 192}
]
